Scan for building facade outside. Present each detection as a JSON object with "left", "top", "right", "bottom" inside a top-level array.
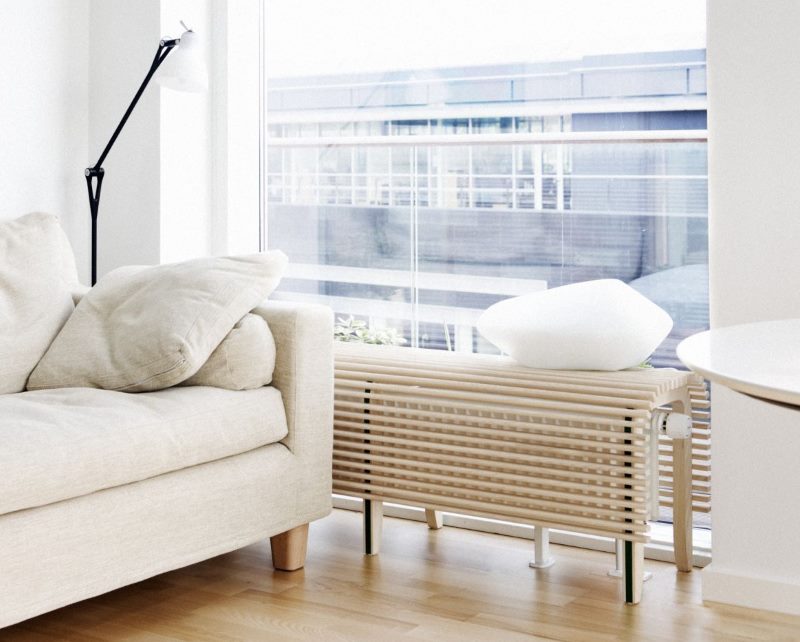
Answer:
[{"left": 266, "top": 49, "right": 708, "bottom": 367}]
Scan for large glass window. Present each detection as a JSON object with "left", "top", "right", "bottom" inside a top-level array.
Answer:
[{"left": 264, "top": 0, "right": 707, "bottom": 368}]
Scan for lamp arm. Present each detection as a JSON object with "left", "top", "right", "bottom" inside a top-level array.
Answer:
[
  {"left": 90, "top": 39, "right": 178, "bottom": 171},
  {"left": 85, "top": 37, "right": 179, "bottom": 286}
]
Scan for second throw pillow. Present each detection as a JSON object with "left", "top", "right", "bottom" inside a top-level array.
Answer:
[{"left": 182, "top": 313, "right": 276, "bottom": 390}]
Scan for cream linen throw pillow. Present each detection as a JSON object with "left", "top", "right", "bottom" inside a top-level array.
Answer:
[
  {"left": 27, "top": 252, "right": 287, "bottom": 392},
  {"left": 0, "top": 213, "right": 79, "bottom": 394},
  {"left": 182, "top": 313, "right": 276, "bottom": 390}
]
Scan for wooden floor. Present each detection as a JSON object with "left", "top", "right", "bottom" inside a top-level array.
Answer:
[{"left": 4, "top": 509, "right": 800, "bottom": 641}]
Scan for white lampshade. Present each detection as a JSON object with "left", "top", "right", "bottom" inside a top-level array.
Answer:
[{"left": 157, "top": 30, "right": 208, "bottom": 93}]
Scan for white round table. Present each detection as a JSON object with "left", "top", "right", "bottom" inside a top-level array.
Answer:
[{"left": 677, "top": 319, "right": 800, "bottom": 407}]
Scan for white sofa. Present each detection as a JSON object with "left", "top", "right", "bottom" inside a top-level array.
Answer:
[{"left": 0, "top": 221, "right": 333, "bottom": 628}]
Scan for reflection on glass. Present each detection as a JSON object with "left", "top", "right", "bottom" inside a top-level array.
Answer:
[
  {"left": 266, "top": 46, "right": 708, "bottom": 368},
  {"left": 267, "top": 138, "right": 708, "bottom": 366}
]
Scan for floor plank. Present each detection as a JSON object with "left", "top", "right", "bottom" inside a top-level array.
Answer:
[{"left": 3, "top": 509, "right": 799, "bottom": 641}]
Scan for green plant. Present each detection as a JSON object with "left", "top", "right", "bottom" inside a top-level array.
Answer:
[{"left": 334, "top": 316, "right": 407, "bottom": 346}]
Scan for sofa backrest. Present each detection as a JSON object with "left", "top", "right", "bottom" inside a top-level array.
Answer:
[{"left": 0, "top": 213, "right": 79, "bottom": 393}]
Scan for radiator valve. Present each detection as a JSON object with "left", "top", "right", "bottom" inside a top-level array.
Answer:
[{"left": 652, "top": 410, "right": 692, "bottom": 439}]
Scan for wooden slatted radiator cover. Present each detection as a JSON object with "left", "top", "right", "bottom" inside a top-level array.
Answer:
[{"left": 333, "top": 342, "right": 709, "bottom": 544}]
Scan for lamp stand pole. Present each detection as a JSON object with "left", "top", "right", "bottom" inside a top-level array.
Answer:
[{"left": 85, "top": 38, "right": 179, "bottom": 286}]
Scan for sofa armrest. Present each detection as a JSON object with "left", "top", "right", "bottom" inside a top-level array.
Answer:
[{"left": 251, "top": 300, "right": 333, "bottom": 463}]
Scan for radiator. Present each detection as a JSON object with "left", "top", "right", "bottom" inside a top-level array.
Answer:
[{"left": 332, "top": 342, "right": 709, "bottom": 602}]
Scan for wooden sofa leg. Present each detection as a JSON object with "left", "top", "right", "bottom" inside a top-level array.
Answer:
[{"left": 270, "top": 524, "right": 309, "bottom": 571}]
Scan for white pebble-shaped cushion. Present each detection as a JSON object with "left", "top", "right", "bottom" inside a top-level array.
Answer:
[
  {"left": 182, "top": 313, "right": 276, "bottom": 390},
  {"left": 477, "top": 279, "right": 673, "bottom": 371}
]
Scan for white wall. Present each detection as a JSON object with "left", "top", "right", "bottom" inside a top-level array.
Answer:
[
  {"left": 0, "top": 0, "right": 258, "bottom": 282},
  {"left": 0, "top": 0, "right": 89, "bottom": 281},
  {"left": 706, "top": 0, "right": 800, "bottom": 615},
  {"left": 89, "top": 0, "right": 162, "bottom": 276}
]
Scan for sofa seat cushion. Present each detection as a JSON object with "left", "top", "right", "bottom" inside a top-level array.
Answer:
[{"left": 0, "top": 386, "right": 288, "bottom": 515}]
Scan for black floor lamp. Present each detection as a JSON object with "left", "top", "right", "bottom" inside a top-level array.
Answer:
[{"left": 85, "top": 21, "right": 207, "bottom": 285}]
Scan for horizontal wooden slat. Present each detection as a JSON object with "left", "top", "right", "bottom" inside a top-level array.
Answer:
[
  {"left": 659, "top": 480, "right": 711, "bottom": 493},
  {"left": 335, "top": 379, "right": 654, "bottom": 420},
  {"left": 336, "top": 368, "right": 658, "bottom": 408},
  {"left": 333, "top": 469, "right": 647, "bottom": 515},
  {"left": 659, "top": 456, "right": 711, "bottom": 468},
  {"left": 335, "top": 398, "right": 651, "bottom": 436},
  {"left": 337, "top": 361, "right": 661, "bottom": 399},
  {"left": 333, "top": 448, "right": 649, "bottom": 488},
  {"left": 334, "top": 421, "right": 648, "bottom": 463},
  {"left": 332, "top": 453, "right": 649, "bottom": 494},
  {"left": 334, "top": 431, "right": 647, "bottom": 474},
  {"left": 333, "top": 481, "right": 650, "bottom": 538},
  {"left": 660, "top": 448, "right": 710, "bottom": 459},
  {"left": 662, "top": 499, "right": 711, "bottom": 513},
  {"left": 335, "top": 408, "right": 646, "bottom": 451},
  {"left": 337, "top": 351, "right": 690, "bottom": 388},
  {"left": 660, "top": 473, "right": 711, "bottom": 485}
]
